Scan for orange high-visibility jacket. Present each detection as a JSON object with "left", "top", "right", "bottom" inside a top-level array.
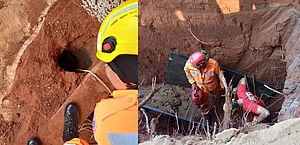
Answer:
[
  {"left": 184, "top": 58, "right": 224, "bottom": 93},
  {"left": 93, "top": 90, "right": 138, "bottom": 145},
  {"left": 64, "top": 90, "right": 138, "bottom": 145}
]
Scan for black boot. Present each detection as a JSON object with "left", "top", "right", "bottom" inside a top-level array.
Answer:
[
  {"left": 27, "top": 138, "right": 41, "bottom": 145},
  {"left": 62, "top": 102, "right": 80, "bottom": 142}
]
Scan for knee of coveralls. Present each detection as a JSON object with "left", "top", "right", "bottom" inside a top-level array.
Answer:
[{"left": 64, "top": 138, "right": 89, "bottom": 145}]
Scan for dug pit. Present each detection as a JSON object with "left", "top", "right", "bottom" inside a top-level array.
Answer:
[
  {"left": 138, "top": 0, "right": 300, "bottom": 141},
  {"left": 58, "top": 48, "right": 92, "bottom": 72}
]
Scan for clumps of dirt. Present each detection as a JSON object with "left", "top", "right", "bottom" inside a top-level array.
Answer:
[
  {"left": 278, "top": 17, "right": 300, "bottom": 120},
  {"left": 0, "top": 0, "right": 6, "bottom": 9},
  {"left": 139, "top": 84, "right": 194, "bottom": 117},
  {"left": 0, "top": 116, "right": 21, "bottom": 143}
]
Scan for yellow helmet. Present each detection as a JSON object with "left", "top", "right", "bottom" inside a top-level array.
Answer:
[{"left": 96, "top": 0, "right": 138, "bottom": 63}]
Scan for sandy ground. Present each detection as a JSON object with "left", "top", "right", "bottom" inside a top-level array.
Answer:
[
  {"left": 0, "top": 0, "right": 100, "bottom": 144},
  {"left": 0, "top": 0, "right": 127, "bottom": 144},
  {"left": 0, "top": 0, "right": 50, "bottom": 143},
  {"left": 0, "top": 0, "right": 48, "bottom": 121},
  {"left": 140, "top": 117, "right": 300, "bottom": 145}
]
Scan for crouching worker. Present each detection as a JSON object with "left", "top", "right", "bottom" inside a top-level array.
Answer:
[
  {"left": 233, "top": 77, "right": 270, "bottom": 124},
  {"left": 27, "top": 1, "right": 138, "bottom": 145},
  {"left": 64, "top": 0, "right": 138, "bottom": 144}
]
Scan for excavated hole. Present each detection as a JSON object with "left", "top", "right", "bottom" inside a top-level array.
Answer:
[
  {"left": 138, "top": 5, "right": 291, "bottom": 140},
  {"left": 58, "top": 48, "right": 92, "bottom": 72}
]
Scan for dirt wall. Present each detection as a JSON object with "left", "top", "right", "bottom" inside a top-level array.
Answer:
[
  {"left": 139, "top": 0, "right": 298, "bottom": 90},
  {"left": 279, "top": 14, "right": 300, "bottom": 121}
]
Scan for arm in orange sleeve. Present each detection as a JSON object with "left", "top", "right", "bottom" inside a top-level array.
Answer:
[
  {"left": 214, "top": 62, "right": 227, "bottom": 90},
  {"left": 184, "top": 62, "right": 196, "bottom": 84}
]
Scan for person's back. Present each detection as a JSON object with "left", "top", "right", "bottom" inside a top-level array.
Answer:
[
  {"left": 237, "top": 79, "right": 263, "bottom": 104},
  {"left": 236, "top": 77, "right": 270, "bottom": 124}
]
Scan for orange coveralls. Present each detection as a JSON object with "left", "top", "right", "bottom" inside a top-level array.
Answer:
[
  {"left": 184, "top": 58, "right": 224, "bottom": 105},
  {"left": 64, "top": 90, "right": 138, "bottom": 145}
]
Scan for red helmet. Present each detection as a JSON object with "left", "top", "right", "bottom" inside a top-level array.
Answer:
[
  {"left": 191, "top": 89, "right": 204, "bottom": 105},
  {"left": 189, "top": 52, "right": 206, "bottom": 67}
]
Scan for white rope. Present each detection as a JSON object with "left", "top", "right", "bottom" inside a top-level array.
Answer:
[
  {"left": 188, "top": 23, "right": 215, "bottom": 45},
  {"left": 76, "top": 69, "right": 112, "bottom": 94},
  {"left": 264, "top": 84, "right": 284, "bottom": 95}
]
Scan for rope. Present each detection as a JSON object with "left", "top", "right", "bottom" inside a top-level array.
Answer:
[
  {"left": 264, "top": 84, "right": 284, "bottom": 95},
  {"left": 76, "top": 68, "right": 112, "bottom": 94},
  {"left": 188, "top": 22, "right": 216, "bottom": 45}
]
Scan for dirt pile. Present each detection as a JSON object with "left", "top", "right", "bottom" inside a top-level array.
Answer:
[
  {"left": 140, "top": 117, "right": 300, "bottom": 145},
  {"left": 139, "top": 84, "right": 195, "bottom": 118}
]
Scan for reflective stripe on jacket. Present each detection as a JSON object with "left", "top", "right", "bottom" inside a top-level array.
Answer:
[
  {"left": 93, "top": 90, "right": 138, "bottom": 145},
  {"left": 184, "top": 58, "right": 224, "bottom": 93}
]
